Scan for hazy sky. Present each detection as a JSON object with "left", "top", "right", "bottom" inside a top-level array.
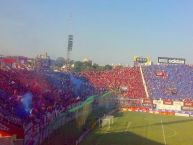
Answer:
[{"left": 0, "top": 0, "right": 193, "bottom": 65}]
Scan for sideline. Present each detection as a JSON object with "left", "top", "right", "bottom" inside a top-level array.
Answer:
[
  {"left": 125, "top": 122, "right": 132, "bottom": 132},
  {"left": 161, "top": 119, "right": 167, "bottom": 145}
]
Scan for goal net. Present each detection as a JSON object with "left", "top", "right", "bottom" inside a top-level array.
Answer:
[{"left": 99, "top": 115, "right": 114, "bottom": 129}]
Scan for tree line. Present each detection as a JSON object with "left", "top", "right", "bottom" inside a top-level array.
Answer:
[{"left": 54, "top": 57, "right": 115, "bottom": 72}]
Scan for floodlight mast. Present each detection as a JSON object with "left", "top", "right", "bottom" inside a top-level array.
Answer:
[
  {"left": 66, "top": 34, "right": 73, "bottom": 68},
  {"left": 66, "top": 0, "right": 74, "bottom": 69}
]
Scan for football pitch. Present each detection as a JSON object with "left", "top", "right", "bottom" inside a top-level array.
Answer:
[{"left": 80, "top": 111, "right": 193, "bottom": 145}]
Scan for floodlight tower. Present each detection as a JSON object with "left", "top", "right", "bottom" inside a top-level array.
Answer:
[
  {"left": 65, "top": 0, "right": 74, "bottom": 68},
  {"left": 66, "top": 34, "right": 73, "bottom": 67}
]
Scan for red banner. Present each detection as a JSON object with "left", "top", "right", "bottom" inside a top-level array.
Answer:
[
  {"left": 1, "top": 58, "right": 16, "bottom": 64},
  {"left": 184, "top": 102, "right": 193, "bottom": 107},
  {"left": 163, "top": 99, "right": 173, "bottom": 105},
  {"left": 155, "top": 71, "right": 167, "bottom": 77}
]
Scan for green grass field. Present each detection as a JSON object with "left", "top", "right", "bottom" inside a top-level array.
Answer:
[{"left": 80, "top": 111, "right": 193, "bottom": 145}]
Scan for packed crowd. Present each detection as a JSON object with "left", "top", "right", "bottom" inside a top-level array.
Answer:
[
  {"left": 81, "top": 67, "right": 146, "bottom": 98},
  {"left": 0, "top": 69, "right": 96, "bottom": 139},
  {"left": 3, "top": 64, "right": 193, "bottom": 141},
  {"left": 143, "top": 64, "right": 193, "bottom": 100}
]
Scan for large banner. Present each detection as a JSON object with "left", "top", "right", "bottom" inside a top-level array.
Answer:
[{"left": 158, "top": 57, "right": 185, "bottom": 64}]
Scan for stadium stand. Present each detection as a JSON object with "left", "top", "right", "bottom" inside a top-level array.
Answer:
[
  {"left": 0, "top": 69, "right": 97, "bottom": 144},
  {"left": 143, "top": 64, "right": 193, "bottom": 100},
  {"left": 81, "top": 67, "right": 146, "bottom": 98},
  {"left": 3, "top": 64, "right": 193, "bottom": 145}
]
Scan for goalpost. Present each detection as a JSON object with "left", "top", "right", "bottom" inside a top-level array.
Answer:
[{"left": 99, "top": 115, "right": 114, "bottom": 129}]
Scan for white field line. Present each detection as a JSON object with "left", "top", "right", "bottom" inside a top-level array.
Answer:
[
  {"left": 144, "top": 120, "right": 150, "bottom": 138},
  {"left": 161, "top": 119, "right": 167, "bottom": 145},
  {"left": 125, "top": 121, "right": 132, "bottom": 132},
  {"left": 143, "top": 117, "right": 150, "bottom": 138},
  {"left": 164, "top": 126, "right": 177, "bottom": 138}
]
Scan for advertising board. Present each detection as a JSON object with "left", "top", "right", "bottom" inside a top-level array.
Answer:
[
  {"left": 143, "top": 99, "right": 153, "bottom": 104},
  {"left": 163, "top": 99, "right": 173, "bottom": 105},
  {"left": 158, "top": 57, "right": 185, "bottom": 64},
  {"left": 181, "top": 106, "right": 193, "bottom": 111},
  {"left": 175, "top": 113, "right": 189, "bottom": 117},
  {"left": 133, "top": 56, "right": 151, "bottom": 65}
]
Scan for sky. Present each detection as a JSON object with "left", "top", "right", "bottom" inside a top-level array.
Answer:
[{"left": 0, "top": 0, "right": 193, "bottom": 65}]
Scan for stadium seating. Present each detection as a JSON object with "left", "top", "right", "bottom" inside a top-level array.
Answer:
[
  {"left": 81, "top": 67, "right": 146, "bottom": 98},
  {"left": 0, "top": 69, "right": 96, "bottom": 139},
  {"left": 143, "top": 65, "right": 193, "bottom": 100},
  {"left": 3, "top": 64, "right": 193, "bottom": 143}
]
